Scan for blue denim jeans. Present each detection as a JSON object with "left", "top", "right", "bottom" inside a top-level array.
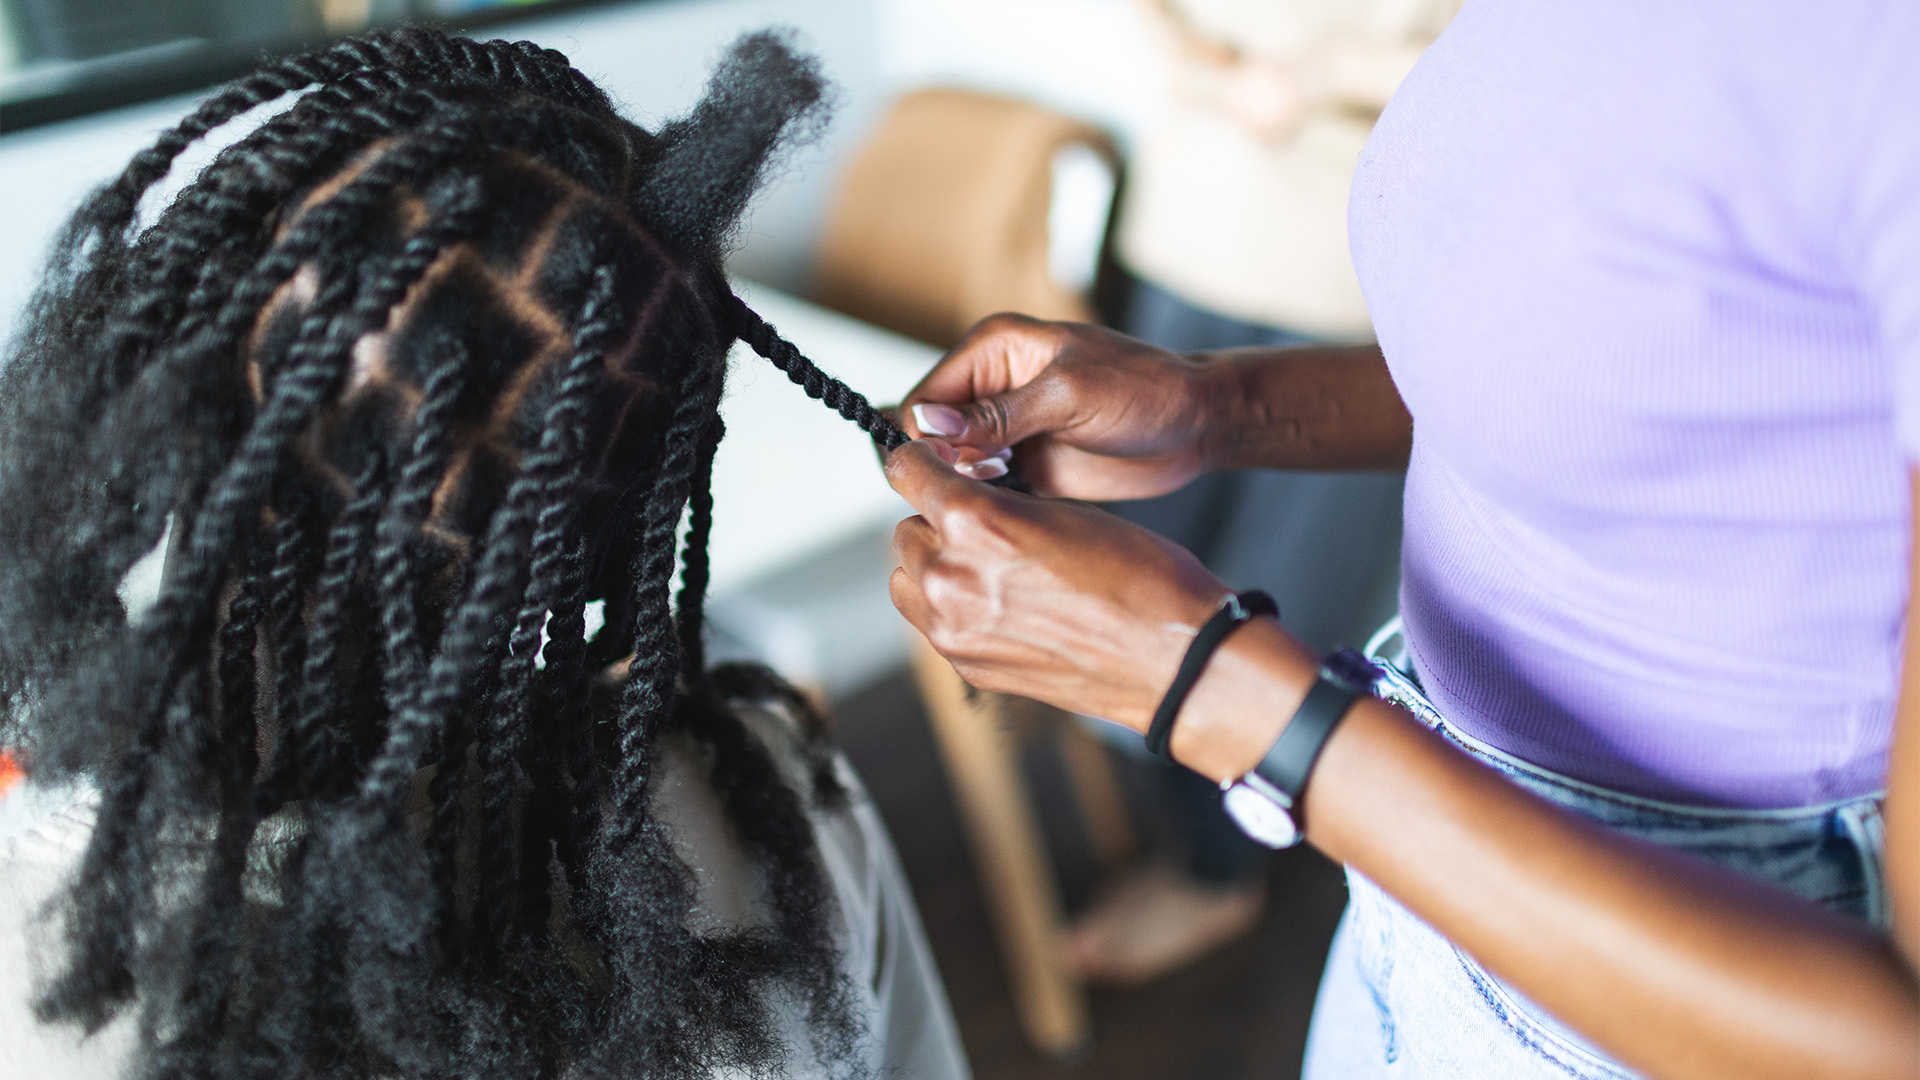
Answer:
[{"left": 1301, "top": 621, "right": 1887, "bottom": 1080}]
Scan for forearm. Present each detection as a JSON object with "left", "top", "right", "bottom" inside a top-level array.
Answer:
[
  {"left": 1323, "top": 704, "right": 1917, "bottom": 1080},
  {"left": 1194, "top": 343, "right": 1413, "bottom": 472},
  {"left": 1172, "top": 622, "right": 1920, "bottom": 1080}
]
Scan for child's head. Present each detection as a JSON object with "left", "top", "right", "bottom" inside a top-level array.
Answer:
[{"left": 0, "top": 28, "right": 895, "bottom": 1078}]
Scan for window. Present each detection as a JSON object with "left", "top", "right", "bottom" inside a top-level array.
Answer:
[{"left": 0, "top": 0, "right": 618, "bottom": 132}]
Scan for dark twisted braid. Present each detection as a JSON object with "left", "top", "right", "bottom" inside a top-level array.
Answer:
[
  {"left": 476, "top": 268, "right": 619, "bottom": 954},
  {"left": 725, "top": 293, "right": 909, "bottom": 450},
  {"left": 378, "top": 346, "right": 472, "bottom": 939},
  {"left": 375, "top": 344, "right": 470, "bottom": 709},
  {"left": 168, "top": 556, "right": 268, "bottom": 1060},
  {"left": 518, "top": 591, "right": 583, "bottom": 937},
  {"left": 724, "top": 291, "right": 1041, "bottom": 492},
  {"left": 606, "top": 351, "right": 723, "bottom": 851},
  {"left": 278, "top": 453, "right": 388, "bottom": 799},
  {"left": 566, "top": 344, "right": 725, "bottom": 1080},
  {"left": 675, "top": 411, "right": 723, "bottom": 676},
  {"left": 547, "top": 542, "right": 596, "bottom": 881},
  {"left": 266, "top": 484, "right": 314, "bottom": 766},
  {"left": 511, "top": 278, "right": 624, "bottom": 938}
]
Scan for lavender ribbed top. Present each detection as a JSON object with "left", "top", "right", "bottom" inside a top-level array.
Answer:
[{"left": 1349, "top": 0, "right": 1920, "bottom": 807}]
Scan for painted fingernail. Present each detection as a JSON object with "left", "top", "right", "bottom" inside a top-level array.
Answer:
[
  {"left": 958, "top": 457, "right": 1009, "bottom": 480},
  {"left": 912, "top": 403, "right": 969, "bottom": 438},
  {"left": 992, "top": 447, "right": 1013, "bottom": 462}
]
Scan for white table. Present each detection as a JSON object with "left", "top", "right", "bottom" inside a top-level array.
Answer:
[{"left": 697, "top": 282, "right": 941, "bottom": 694}]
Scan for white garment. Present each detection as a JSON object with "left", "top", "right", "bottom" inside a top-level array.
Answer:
[
  {"left": 1117, "top": 0, "right": 1458, "bottom": 338},
  {"left": 0, "top": 707, "right": 969, "bottom": 1080}
]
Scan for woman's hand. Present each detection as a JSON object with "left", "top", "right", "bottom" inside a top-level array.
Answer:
[
  {"left": 902, "top": 314, "right": 1414, "bottom": 488},
  {"left": 899, "top": 313, "right": 1219, "bottom": 500},
  {"left": 885, "top": 438, "right": 1229, "bottom": 727}
]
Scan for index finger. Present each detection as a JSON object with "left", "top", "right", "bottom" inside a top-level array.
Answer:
[{"left": 900, "top": 314, "right": 1064, "bottom": 427}]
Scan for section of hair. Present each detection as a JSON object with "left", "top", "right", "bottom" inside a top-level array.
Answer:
[{"left": 0, "top": 27, "right": 870, "bottom": 1080}]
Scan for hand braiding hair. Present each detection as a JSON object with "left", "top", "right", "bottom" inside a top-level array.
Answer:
[
  {"left": 0, "top": 27, "right": 933, "bottom": 1080},
  {"left": 726, "top": 295, "right": 1032, "bottom": 493}
]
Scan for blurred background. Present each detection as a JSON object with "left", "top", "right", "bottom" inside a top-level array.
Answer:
[{"left": 0, "top": 1, "right": 1438, "bottom": 1074}]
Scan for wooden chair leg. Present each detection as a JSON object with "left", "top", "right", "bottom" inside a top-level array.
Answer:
[
  {"left": 909, "top": 634, "right": 1092, "bottom": 1061},
  {"left": 1054, "top": 718, "right": 1136, "bottom": 869}
]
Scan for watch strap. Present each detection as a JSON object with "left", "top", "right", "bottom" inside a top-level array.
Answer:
[
  {"left": 1253, "top": 677, "right": 1358, "bottom": 801},
  {"left": 1252, "top": 649, "right": 1378, "bottom": 802}
]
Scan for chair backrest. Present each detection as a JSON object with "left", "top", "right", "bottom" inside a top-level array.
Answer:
[{"left": 813, "top": 87, "right": 1119, "bottom": 347}]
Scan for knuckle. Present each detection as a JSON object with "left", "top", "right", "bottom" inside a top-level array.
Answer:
[
  {"left": 889, "top": 571, "right": 930, "bottom": 624},
  {"left": 938, "top": 487, "right": 996, "bottom": 527},
  {"left": 949, "top": 661, "right": 1006, "bottom": 696},
  {"left": 976, "top": 394, "right": 1013, "bottom": 440},
  {"left": 891, "top": 515, "right": 924, "bottom": 553},
  {"left": 978, "top": 311, "right": 1032, "bottom": 335},
  {"left": 927, "top": 622, "right": 962, "bottom": 656},
  {"left": 919, "top": 564, "right": 970, "bottom": 610}
]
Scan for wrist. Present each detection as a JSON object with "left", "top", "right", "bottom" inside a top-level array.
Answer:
[
  {"left": 1166, "top": 614, "right": 1319, "bottom": 782},
  {"left": 1187, "top": 353, "right": 1256, "bottom": 474},
  {"left": 1189, "top": 344, "right": 1411, "bottom": 472}
]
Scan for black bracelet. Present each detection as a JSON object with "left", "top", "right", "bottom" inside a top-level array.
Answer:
[{"left": 1144, "top": 590, "right": 1279, "bottom": 762}]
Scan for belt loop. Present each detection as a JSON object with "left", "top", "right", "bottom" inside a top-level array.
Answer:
[
  {"left": 1836, "top": 799, "right": 1888, "bottom": 928},
  {"left": 1364, "top": 615, "right": 1410, "bottom": 675}
]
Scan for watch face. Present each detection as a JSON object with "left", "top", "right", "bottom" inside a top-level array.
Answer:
[{"left": 1222, "top": 783, "right": 1299, "bottom": 849}]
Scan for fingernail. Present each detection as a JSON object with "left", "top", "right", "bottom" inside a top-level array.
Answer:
[
  {"left": 958, "top": 457, "right": 1009, "bottom": 480},
  {"left": 919, "top": 437, "right": 960, "bottom": 464},
  {"left": 913, "top": 403, "right": 968, "bottom": 438},
  {"left": 992, "top": 447, "right": 1013, "bottom": 462}
]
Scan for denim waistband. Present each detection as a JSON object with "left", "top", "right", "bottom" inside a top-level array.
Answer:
[{"left": 1361, "top": 618, "right": 1888, "bottom": 925}]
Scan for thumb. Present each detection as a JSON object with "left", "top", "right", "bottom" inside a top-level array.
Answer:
[
  {"left": 908, "top": 378, "right": 1072, "bottom": 455},
  {"left": 885, "top": 437, "right": 991, "bottom": 520}
]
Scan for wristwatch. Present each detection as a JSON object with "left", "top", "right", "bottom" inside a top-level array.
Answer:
[{"left": 1219, "top": 648, "right": 1378, "bottom": 848}]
